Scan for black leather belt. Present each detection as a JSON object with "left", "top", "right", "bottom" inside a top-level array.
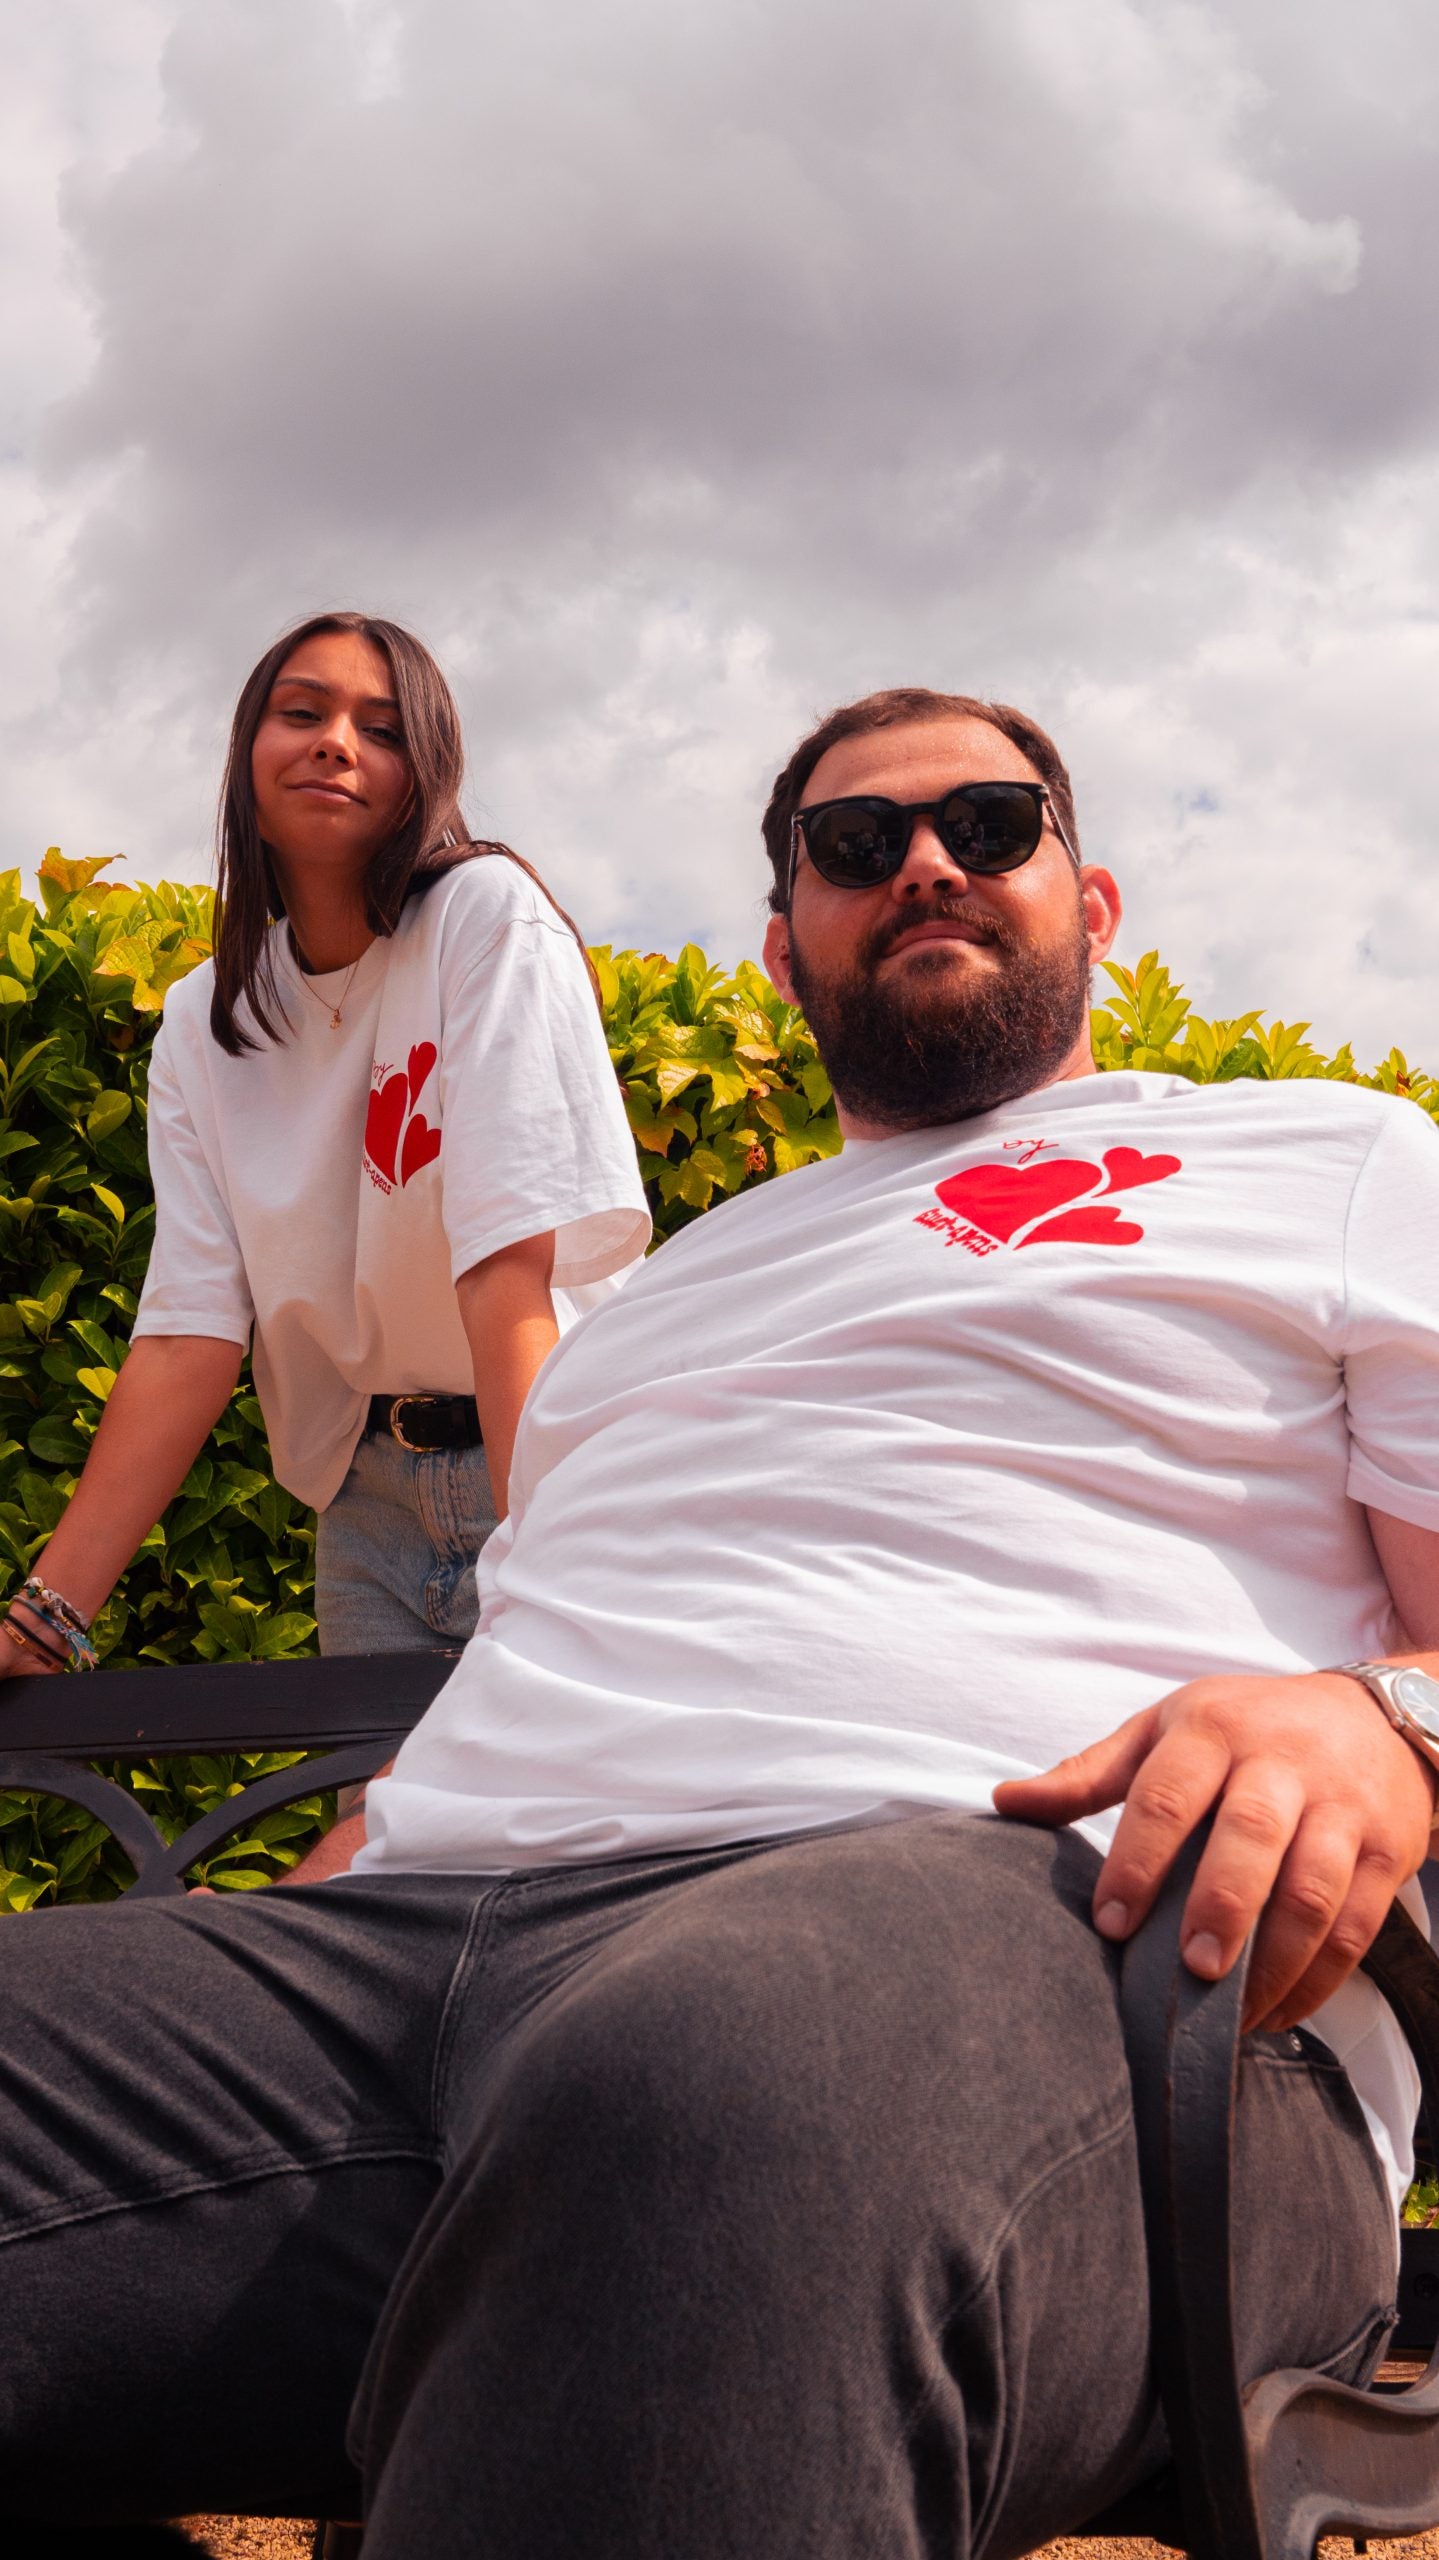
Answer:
[{"left": 366, "top": 1393, "right": 483, "bottom": 1453}]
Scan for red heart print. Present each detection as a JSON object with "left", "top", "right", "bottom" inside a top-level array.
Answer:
[
  {"left": 1101, "top": 1146, "right": 1181, "bottom": 1194},
  {"left": 364, "top": 1072, "right": 408, "bottom": 1183},
  {"left": 408, "top": 1041, "right": 437, "bottom": 1105},
  {"left": 936, "top": 1157, "right": 1100, "bottom": 1243},
  {"left": 1020, "top": 1205, "right": 1145, "bottom": 1247},
  {"left": 400, "top": 1113, "right": 442, "bottom": 1186}
]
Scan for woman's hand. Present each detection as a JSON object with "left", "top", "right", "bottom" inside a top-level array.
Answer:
[
  {"left": 0, "top": 1334, "right": 243, "bottom": 1694},
  {"left": 994, "top": 1664, "right": 1439, "bottom": 2032},
  {"left": 0, "top": 1603, "right": 68, "bottom": 1679}
]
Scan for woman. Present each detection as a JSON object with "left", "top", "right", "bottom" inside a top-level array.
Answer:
[{"left": 1, "top": 612, "right": 649, "bottom": 1677}]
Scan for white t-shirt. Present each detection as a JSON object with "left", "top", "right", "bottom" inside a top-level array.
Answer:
[
  {"left": 134, "top": 858, "right": 651, "bottom": 1508},
  {"left": 357, "top": 1070, "right": 1439, "bottom": 2205}
]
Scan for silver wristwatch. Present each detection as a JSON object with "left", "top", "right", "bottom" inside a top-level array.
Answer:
[{"left": 1333, "top": 1661, "right": 1439, "bottom": 1782}]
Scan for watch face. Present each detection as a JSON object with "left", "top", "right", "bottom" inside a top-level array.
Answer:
[{"left": 1393, "top": 1668, "right": 1439, "bottom": 1742}]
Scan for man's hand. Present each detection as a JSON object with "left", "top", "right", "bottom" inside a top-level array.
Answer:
[{"left": 994, "top": 1669, "right": 1438, "bottom": 2032}]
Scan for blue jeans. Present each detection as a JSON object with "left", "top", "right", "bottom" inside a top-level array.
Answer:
[{"left": 313, "top": 1429, "right": 498, "bottom": 1655}]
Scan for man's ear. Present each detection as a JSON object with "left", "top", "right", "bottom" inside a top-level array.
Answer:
[
  {"left": 1079, "top": 867, "right": 1122, "bottom": 968},
  {"left": 763, "top": 911, "right": 797, "bottom": 1003}
]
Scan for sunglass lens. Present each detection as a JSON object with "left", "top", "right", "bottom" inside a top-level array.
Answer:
[
  {"left": 803, "top": 800, "right": 906, "bottom": 886},
  {"left": 937, "top": 785, "right": 1043, "bottom": 872}
]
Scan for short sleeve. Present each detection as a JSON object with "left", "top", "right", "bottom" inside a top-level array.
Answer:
[
  {"left": 1342, "top": 1098, "right": 1439, "bottom": 1530},
  {"left": 132, "top": 1022, "right": 255, "bottom": 1347},
  {"left": 437, "top": 909, "right": 650, "bottom": 1286}
]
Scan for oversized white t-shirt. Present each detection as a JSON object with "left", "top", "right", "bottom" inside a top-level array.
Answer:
[
  {"left": 357, "top": 1070, "right": 1439, "bottom": 2205},
  {"left": 134, "top": 857, "right": 651, "bottom": 1508}
]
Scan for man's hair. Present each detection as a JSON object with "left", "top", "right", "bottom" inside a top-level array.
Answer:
[{"left": 760, "top": 688, "right": 1082, "bottom": 914}]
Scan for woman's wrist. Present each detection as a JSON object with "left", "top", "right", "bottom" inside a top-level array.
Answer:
[
  {"left": 4, "top": 1578, "right": 99, "bottom": 1673},
  {"left": 1, "top": 1609, "right": 69, "bottom": 1673},
  {"left": 20, "top": 1573, "right": 93, "bottom": 1636}
]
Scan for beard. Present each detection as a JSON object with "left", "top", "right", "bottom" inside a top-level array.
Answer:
[{"left": 786, "top": 890, "right": 1093, "bottom": 1131}]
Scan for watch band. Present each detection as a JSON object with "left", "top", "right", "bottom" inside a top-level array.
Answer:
[{"left": 1332, "top": 1660, "right": 1439, "bottom": 1786}]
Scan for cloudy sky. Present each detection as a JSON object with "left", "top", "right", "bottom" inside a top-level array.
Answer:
[{"left": 4, "top": 0, "right": 1437, "bottom": 1061}]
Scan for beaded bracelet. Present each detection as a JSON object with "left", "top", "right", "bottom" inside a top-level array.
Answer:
[
  {"left": 21, "top": 1574, "right": 92, "bottom": 1636},
  {"left": 6, "top": 1588, "right": 98, "bottom": 1672}
]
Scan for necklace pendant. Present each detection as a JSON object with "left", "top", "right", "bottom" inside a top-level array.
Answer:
[{"left": 330, "top": 1007, "right": 343, "bottom": 1029}]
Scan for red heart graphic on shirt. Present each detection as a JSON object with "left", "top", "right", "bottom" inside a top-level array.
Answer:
[
  {"left": 1100, "top": 1146, "right": 1181, "bottom": 1194},
  {"left": 364, "top": 1072, "right": 408, "bottom": 1183},
  {"left": 1020, "top": 1205, "right": 1145, "bottom": 1247},
  {"left": 400, "top": 1112, "right": 442, "bottom": 1186},
  {"left": 408, "top": 1041, "right": 437, "bottom": 1105},
  {"left": 936, "top": 1157, "right": 1101, "bottom": 1242}
]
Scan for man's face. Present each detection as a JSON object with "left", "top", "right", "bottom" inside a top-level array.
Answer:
[{"left": 762, "top": 717, "right": 1122, "bottom": 1135}]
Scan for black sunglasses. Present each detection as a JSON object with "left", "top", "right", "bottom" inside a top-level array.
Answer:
[{"left": 790, "top": 782, "right": 1076, "bottom": 894}]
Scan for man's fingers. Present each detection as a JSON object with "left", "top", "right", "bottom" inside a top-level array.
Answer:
[
  {"left": 1251, "top": 1844, "right": 1401, "bottom": 2033},
  {"left": 1167, "top": 1759, "right": 1313, "bottom": 1983},
  {"left": 1235, "top": 1810, "right": 1366, "bottom": 2028},
  {"left": 992, "top": 1710, "right": 1157, "bottom": 1827},
  {"left": 1088, "top": 1722, "right": 1234, "bottom": 1945}
]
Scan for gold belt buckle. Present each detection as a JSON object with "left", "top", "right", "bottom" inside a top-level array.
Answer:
[{"left": 390, "top": 1394, "right": 445, "bottom": 1453}]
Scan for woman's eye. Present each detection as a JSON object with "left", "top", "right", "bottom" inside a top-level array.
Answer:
[{"left": 369, "top": 725, "right": 403, "bottom": 746}]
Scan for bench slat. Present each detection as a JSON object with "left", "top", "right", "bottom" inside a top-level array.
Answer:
[{"left": 0, "top": 1652, "right": 458, "bottom": 1757}]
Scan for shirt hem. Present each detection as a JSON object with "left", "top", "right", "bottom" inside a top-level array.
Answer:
[
  {"left": 1347, "top": 1461, "right": 1439, "bottom": 1534},
  {"left": 447, "top": 1199, "right": 650, "bottom": 1288},
  {"left": 130, "top": 1308, "right": 253, "bottom": 1347}
]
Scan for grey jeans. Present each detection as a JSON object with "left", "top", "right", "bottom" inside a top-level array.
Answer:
[{"left": 0, "top": 1815, "right": 1397, "bottom": 2558}]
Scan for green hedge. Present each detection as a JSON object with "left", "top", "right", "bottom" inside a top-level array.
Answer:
[{"left": 0, "top": 855, "right": 1432, "bottom": 1902}]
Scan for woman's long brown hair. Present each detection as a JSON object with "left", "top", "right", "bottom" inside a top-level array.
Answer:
[{"left": 211, "top": 610, "right": 595, "bottom": 1054}]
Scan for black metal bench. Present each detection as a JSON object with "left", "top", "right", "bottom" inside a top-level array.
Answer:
[
  {"left": 5, "top": 1659, "right": 1439, "bottom": 2558},
  {"left": 0, "top": 1653, "right": 454, "bottom": 2560}
]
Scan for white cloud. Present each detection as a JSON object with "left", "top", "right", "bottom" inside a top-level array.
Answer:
[{"left": 2, "top": 0, "right": 1436, "bottom": 1065}]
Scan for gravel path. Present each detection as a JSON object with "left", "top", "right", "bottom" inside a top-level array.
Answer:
[{"left": 186, "top": 2525, "right": 1439, "bottom": 2558}]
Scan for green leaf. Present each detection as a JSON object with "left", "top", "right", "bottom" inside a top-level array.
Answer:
[
  {"left": 26, "top": 1414, "right": 86, "bottom": 1465},
  {"left": 69, "top": 1317, "right": 121, "bottom": 1364},
  {"left": 86, "top": 1090, "right": 132, "bottom": 1142}
]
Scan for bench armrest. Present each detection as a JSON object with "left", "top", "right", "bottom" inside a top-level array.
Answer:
[{"left": 0, "top": 1653, "right": 458, "bottom": 1893}]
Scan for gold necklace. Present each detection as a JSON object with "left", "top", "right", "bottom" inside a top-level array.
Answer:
[{"left": 291, "top": 933, "right": 366, "bottom": 1029}]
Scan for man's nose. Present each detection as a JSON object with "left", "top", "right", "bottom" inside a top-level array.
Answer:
[{"left": 890, "top": 818, "right": 969, "bottom": 898}]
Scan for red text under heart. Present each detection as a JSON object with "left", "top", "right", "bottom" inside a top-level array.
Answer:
[
  {"left": 936, "top": 1157, "right": 1101, "bottom": 1243},
  {"left": 400, "top": 1114, "right": 442, "bottom": 1186},
  {"left": 1099, "top": 1146, "right": 1181, "bottom": 1193},
  {"left": 1019, "top": 1204, "right": 1145, "bottom": 1248},
  {"left": 364, "top": 1073, "right": 409, "bottom": 1185},
  {"left": 408, "top": 1041, "right": 437, "bottom": 1105}
]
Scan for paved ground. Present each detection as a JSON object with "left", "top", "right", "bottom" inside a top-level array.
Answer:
[
  {"left": 182, "top": 2526, "right": 314, "bottom": 2557},
  {"left": 187, "top": 2524, "right": 1439, "bottom": 2558}
]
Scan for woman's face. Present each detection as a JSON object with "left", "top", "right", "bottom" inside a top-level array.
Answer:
[{"left": 250, "top": 629, "right": 413, "bottom": 887}]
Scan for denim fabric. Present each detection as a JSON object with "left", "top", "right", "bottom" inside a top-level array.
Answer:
[
  {"left": 0, "top": 1817, "right": 1397, "bottom": 2557},
  {"left": 313, "top": 1429, "right": 497, "bottom": 1654}
]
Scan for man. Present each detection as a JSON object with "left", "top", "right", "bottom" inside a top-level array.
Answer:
[{"left": 5, "top": 687, "right": 1439, "bottom": 2559}]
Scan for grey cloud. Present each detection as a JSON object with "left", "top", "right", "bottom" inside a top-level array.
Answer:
[{"left": 3, "top": 0, "right": 1438, "bottom": 1058}]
